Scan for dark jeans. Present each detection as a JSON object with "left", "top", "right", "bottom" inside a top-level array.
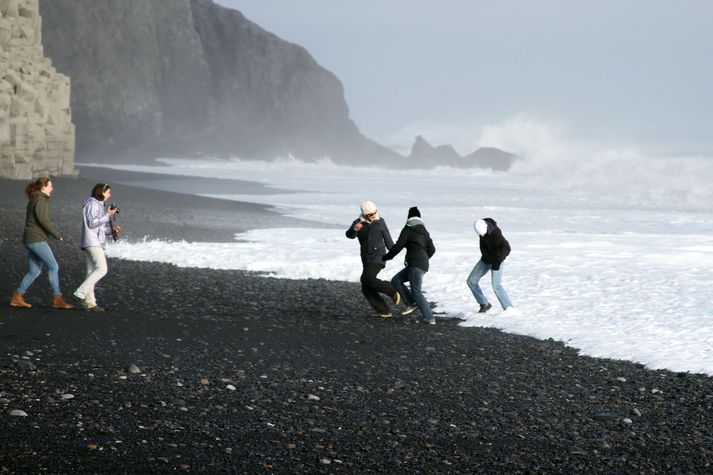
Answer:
[
  {"left": 360, "top": 262, "right": 396, "bottom": 313},
  {"left": 391, "top": 266, "right": 434, "bottom": 321}
]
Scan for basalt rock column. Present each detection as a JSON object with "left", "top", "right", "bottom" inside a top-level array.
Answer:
[{"left": 0, "top": 0, "right": 75, "bottom": 179}]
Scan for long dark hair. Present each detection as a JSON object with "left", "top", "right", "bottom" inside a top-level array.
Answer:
[
  {"left": 24, "top": 177, "right": 51, "bottom": 201},
  {"left": 91, "top": 183, "right": 110, "bottom": 201}
]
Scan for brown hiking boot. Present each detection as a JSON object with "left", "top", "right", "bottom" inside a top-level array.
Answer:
[
  {"left": 10, "top": 292, "right": 32, "bottom": 308},
  {"left": 52, "top": 294, "right": 74, "bottom": 310}
]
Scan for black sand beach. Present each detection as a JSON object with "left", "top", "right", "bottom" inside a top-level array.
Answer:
[{"left": 1, "top": 174, "right": 713, "bottom": 473}]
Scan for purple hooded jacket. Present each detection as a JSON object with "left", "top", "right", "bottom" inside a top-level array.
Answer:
[{"left": 80, "top": 197, "right": 112, "bottom": 249}]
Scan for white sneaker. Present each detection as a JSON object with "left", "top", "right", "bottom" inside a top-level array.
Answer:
[
  {"left": 500, "top": 307, "right": 521, "bottom": 317},
  {"left": 401, "top": 304, "right": 418, "bottom": 316},
  {"left": 368, "top": 312, "right": 393, "bottom": 318}
]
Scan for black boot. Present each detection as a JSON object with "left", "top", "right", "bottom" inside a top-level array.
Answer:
[{"left": 478, "top": 303, "right": 492, "bottom": 313}]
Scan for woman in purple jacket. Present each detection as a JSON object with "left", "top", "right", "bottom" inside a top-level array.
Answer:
[{"left": 72, "top": 183, "right": 121, "bottom": 311}]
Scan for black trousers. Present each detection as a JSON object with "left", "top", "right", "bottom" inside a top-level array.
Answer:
[{"left": 360, "top": 262, "right": 397, "bottom": 313}]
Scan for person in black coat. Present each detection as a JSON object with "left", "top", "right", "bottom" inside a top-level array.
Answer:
[
  {"left": 346, "top": 200, "right": 400, "bottom": 317},
  {"left": 466, "top": 217, "right": 515, "bottom": 313},
  {"left": 383, "top": 206, "right": 436, "bottom": 324}
]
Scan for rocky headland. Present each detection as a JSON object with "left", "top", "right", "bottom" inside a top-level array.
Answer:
[
  {"left": 38, "top": 0, "right": 401, "bottom": 167},
  {"left": 35, "top": 0, "right": 513, "bottom": 170}
]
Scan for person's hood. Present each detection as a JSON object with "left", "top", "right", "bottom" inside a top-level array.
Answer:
[
  {"left": 406, "top": 217, "right": 429, "bottom": 235},
  {"left": 83, "top": 196, "right": 103, "bottom": 207},
  {"left": 475, "top": 217, "right": 497, "bottom": 236}
]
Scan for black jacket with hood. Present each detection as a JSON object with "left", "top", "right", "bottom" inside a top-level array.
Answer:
[
  {"left": 479, "top": 217, "right": 510, "bottom": 269},
  {"left": 346, "top": 217, "right": 394, "bottom": 265},
  {"left": 383, "top": 217, "right": 436, "bottom": 271}
]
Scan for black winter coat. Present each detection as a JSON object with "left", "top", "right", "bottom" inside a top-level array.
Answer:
[
  {"left": 479, "top": 218, "right": 511, "bottom": 268},
  {"left": 383, "top": 217, "right": 436, "bottom": 271},
  {"left": 346, "top": 217, "right": 394, "bottom": 265}
]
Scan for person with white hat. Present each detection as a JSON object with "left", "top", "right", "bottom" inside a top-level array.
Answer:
[
  {"left": 346, "top": 200, "right": 400, "bottom": 317},
  {"left": 467, "top": 217, "right": 517, "bottom": 314}
]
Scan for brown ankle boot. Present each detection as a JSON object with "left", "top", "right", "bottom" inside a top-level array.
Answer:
[
  {"left": 52, "top": 294, "right": 74, "bottom": 309},
  {"left": 10, "top": 291, "right": 32, "bottom": 308}
]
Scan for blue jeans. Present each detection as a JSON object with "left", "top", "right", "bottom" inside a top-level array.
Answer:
[
  {"left": 466, "top": 259, "right": 512, "bottom": 310},
  {"left": 391, "top": 266, "right": 434, "bottom": 321},
  {"left": 17, "top": 241, "right": 61, "bottom": 295}
]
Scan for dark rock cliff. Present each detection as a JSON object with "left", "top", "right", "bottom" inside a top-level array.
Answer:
[{"left": 39, "top": 0, "right": 401, "bottom": 165}]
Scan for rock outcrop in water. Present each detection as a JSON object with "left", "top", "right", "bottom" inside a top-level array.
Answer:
[{"left": 408, "top": 135, "right": 516, "bottom": 170}]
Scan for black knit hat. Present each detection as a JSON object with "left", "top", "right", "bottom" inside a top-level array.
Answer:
[{"left": 408, "top": 206, "right": 421, "bottom": 218}]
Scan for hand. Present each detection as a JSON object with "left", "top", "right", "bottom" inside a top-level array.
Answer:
[
  {"left": 492, "top": 263, "right": 501, "bottom": 271},
  {"left": 107, "top": 208, "right": 118, "bottom": 217},
  {"left": 114, "top": 225, "right": 123, "bottom": 233},
  {"left": 354, "top": 222, "right": 363, "bottom": 232}
]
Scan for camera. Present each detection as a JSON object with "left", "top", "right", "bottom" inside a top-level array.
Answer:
[{"left": 110, "top": 203, "right": 120, "bottom": 213}]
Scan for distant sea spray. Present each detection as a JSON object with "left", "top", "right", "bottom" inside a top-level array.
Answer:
[{"left": 476, "top": 116, "right": 713, "bottom": 210}]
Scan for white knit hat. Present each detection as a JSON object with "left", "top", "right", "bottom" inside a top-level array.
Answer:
[
  {"left": 361, "top": 200, "right": 377, "bottom": 216},
  {"left": 474, "top": 219, "right": 488, "bottom": 236}
]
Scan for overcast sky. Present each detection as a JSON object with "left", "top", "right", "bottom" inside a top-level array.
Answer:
[{"left": 214, "top": 1, "right": 713, "bottom": 154}]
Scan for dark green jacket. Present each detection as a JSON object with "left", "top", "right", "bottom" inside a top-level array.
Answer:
[{"left": 23, "top": 193, "right": 62, "bottom": 243}]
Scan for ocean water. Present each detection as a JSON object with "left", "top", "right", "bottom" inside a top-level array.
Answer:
[{"left": 81, "top": 145, "right": 713, "bottom": 376}]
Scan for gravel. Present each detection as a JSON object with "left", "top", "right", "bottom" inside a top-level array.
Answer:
[{"left": 1, "top": 176, "right": 713, "bottom": 473}]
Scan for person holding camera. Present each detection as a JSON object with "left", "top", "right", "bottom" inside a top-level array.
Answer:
[{"left": 73, "top": 183, "right": 122, "bottom": 311}]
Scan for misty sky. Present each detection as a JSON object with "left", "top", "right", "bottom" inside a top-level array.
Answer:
[{"left": 215, "top": 0, "right": 713, "bottom": 154}]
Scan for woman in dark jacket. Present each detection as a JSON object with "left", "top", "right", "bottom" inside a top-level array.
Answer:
[
  {"left": 383, "top": 206, "right": 436, "bottom": 324},
  {"left": 10, "top": 177, "right": 73, "bottom": 309},
  {"left": 466, "top": 217, "right": 514, "bottom": 313},
  {"left": 346, "top": 200, "right": 400, "bottom": 317}
]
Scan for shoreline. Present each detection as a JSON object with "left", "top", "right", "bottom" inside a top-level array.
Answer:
[
  {"left": 1, "top": 174, "right": 713, "bottom": 472},
  {"left": 0, "top": 169, "right": 328, "bottom": 245}
]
